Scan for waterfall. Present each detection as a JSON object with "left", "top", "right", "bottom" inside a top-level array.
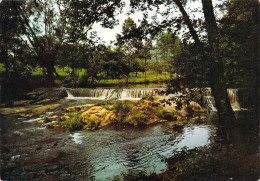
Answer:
[
  {"left": 66, "top": 88, "right": 115, "bottom": 100},
  {"left": 227, "top": 89, "right": 241, "bottom": 110},
  {"left": 66, "top": 87, "right": 245, "bottom": 111},
  {"left": 119, "top": 88, "right": 164, "bottom": 100},
  {"left": 66, "top": 88, "right": 165, "bottom": 100},
  {"left": 202, "top": 88, "right": 244, "bottom": 111}
]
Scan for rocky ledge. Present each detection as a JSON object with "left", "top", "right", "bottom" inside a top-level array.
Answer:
[
  {"left": 38, "top": 95, "right": 206, "bottom": 131},
  {"left": 0, "top": 91, "right": 206, "bottom": 131}
]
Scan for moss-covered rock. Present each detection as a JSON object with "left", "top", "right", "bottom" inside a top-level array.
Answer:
[
  {"left": 189, "top": 101, "right": 204, "bottom": 112},
  {"left": 20, "top": 104, "right": 61, "bottom": 117},
  {"left": 66, "top": 104, "right": 94, "bottom": 112},
  {"left": 81, "top": 106, "right": 117, "bottom": 127},
  {"left": 0, "top": 107, "right": 31, "bottom": 115}
]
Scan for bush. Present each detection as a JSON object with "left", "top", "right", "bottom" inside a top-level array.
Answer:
[
  {"left": 113, "top": 101, "right": 133, "bottom": 121},
  {"left": 85, "top": 118, "right": 99, "bottom": 130},
  {"left": 96, "top": 100, "right": 111, "bottom": 110},
  {"left": 95, "top": 100, "right": 109, "bottom": 106},
  {"left": 60, "top": 111, "right": 84, "bottom": 131},
  {"left": 141, "top": 95, "right": 154, "bottom": 101},
  {"left": 129, "top": 111, "right": 149, "bottom": 123}
]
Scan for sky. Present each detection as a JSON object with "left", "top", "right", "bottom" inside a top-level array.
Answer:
[{"left": 92, "top": 0, "right": 223, "bottom": 45}]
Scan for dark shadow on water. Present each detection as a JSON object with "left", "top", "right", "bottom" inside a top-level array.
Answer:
[{"left": 112, "top": 110, "right": 259, "bottom": 181}]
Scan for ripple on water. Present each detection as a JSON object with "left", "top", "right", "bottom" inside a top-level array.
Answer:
[
  {"left": 23, "top": 117, "right": 42, "bottom": 123},
  {"left": 67, "top": 124, "right": 215, "bottom": 180},
  {"left": 71, "top": 132, "right": 84, "bottom": 144}
]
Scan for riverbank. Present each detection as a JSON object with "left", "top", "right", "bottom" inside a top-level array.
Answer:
[
  {"left": 0, "top": 87, "right": 206, "bottom": 131},
  {"left": 0, "top": 87, "right": 258, "bottom": 180}
]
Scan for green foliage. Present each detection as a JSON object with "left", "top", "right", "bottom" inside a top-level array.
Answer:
[
  {"left": 113, "top": 101, "right": 133, "bottom": 121},
  {"left": 95, "top": 100, "right": 109, "bottom": 106},
  {"left": 96, "top": 100, "right": 111, "bottom": 110},
  {"left": 165, "top": 143, "right": 259, "bottom": 181},
  {"left": 60, "top": 111, "right": 84, "bottom": 131},
  {"left": 141, "top": 95, "right": 154, "bottom": 101},
  {"left": 85, "top": 118, "right": 99, "bottom": 130},
  {"left": 127, "top": 111, "right": 149, "bottom": 123}
]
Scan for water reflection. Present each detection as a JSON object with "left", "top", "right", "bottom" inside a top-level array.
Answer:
[{"left": 70, "top": 124, "right": 215, "bottom": 180}]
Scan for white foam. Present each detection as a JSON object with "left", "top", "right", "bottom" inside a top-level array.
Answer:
[
  {"left": 71, "top": 133, "right": 84, "bottom": 144},
  {"left": 23, "top": 117, "right": 42, "bottom": 123},
  {"left": 11, "top": 155, "right": 21, "bottom": 161}
]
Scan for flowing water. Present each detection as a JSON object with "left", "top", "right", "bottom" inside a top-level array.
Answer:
[
  {"left": 67, "top": 87, "right": 247, "bottom": 111},
  {"left": 66, "top": 88, "right": 166, "bottom": 101},
  {"left": 0, "top": 87, "right": 256, "bottom": 180},
  {"left": 0, "top": 111, "right": 216, "bottom": 180}
]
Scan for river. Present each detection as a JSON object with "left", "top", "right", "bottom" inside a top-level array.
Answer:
[
  {"left": 0, "top": 110, "right": 217, "bottom": 180},
  {"left": 0, "top": 87, "right": 258, "bottom": 180}
]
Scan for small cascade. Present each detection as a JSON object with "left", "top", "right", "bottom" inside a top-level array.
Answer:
[
  {"left": 202, "top": 88, "right": 244, "bottom": 111},
  {"left": 120, "top": 88, "right": 166, "bottom": 100},
  {"left": 67, "top": 87, "right": 245, "bottom": 111},
  {"left": 66, "top": 88, "right": 166, "bottom": 100},
  {"left": 203, "top": 96, "right": 217, "bottom": 111},
  {"left": 66, "top": 90, "right": 74, "bottom": 99},
  {"left": 227, "top": 89, "right": 240, "bottom": 110},
  {"left": 66, "top": 88, "right": 115, "bottom": 100},
  {"left": 120, "top": 88, "right": 159, "bottom": 100}
]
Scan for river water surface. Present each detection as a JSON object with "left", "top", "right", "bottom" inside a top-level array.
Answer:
[{"left": 1, "top": 112, "right": 216, "bottom": 180}]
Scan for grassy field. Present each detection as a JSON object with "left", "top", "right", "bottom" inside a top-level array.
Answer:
[
  {"left": 0, "top": 64, "right": 173, "bottom": 85},
  {"left": 31, "top": 67, "right": 85, "bottom": 76},
  {"left": 98, "top": 72, "right": 172, "bottom": 84},
  {"left": 0, "top": 65, "right": 85, "bottom": 76}
]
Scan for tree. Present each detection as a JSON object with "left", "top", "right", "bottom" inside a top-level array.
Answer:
[
  {"left": 116, "top": 18, "right": 144, "bottom": 80},
  {"left": 8, "top": 0, "right": 64, "bottom": 86},
  {"left": 129, "top": 0, "right": 238, "bottom": 121},
  {"left": 201, "top": 0, "right": 235, "bottom": 121},
  {"left": 219, "top": 0, "right": 259, "bottom": 108},
  {"left": 4, "top": 0, "right": 125, "bottom": 87},
  {"left": 155, "top": 32, "right": 182, "bottom": 74},
  {"left": 0, "top": 0, "right": 26, "bottom": 101}
]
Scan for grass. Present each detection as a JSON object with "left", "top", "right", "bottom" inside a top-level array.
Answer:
[
  {"left": 31, "top": 67, "right": 85, "bottom": 76},
  {"left": 98, "top": 72, "right": 172, "bottom": 84},
  {"left": 60, "top": 111, "right": 85, "bottom": 131},
  {"left": 0, "top": 63, "right": 174, "bottom": 85}
]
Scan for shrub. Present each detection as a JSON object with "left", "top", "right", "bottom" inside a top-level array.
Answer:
[
  {"left": 113, "top": 101, "right": 132, "bottom": 121},
  {"left": 95, "top": 100, "right": 109, "bottom": 106},
  {"left": 85, "top": 118, "right": 99, "bottom": 130},
  {"left": 130, "top": 111, "right": 149, "bottom": 123},
  {"left": 141, "top": 95, "right": 154, "bottom": 101},
  {"left": 60, "top": 111, "right": 84, "bottom": 131}
]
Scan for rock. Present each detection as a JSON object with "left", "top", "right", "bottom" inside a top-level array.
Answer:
[
  {"left": 20, "top": 104, "right": 61, "bottom": 117},
  {"left": 66, "top": 104, "right": 94, "bottom": 112},
  {"left": 189, "top": 101, "right": 204, "bottom": 112},
  {"left": 163, "top": 112, "right": 177, "bottom": 121},
  {"left": 13, "top": 100, "right": 33, "bottom": 106},
  {"left": 126, "top": 103, "right": 166, "bottom": 126},
  {"left": 0, "top": 107, "right": 31, "bottom": 115},
  {"left": 27, "top": 87, "right": 67, "bottom": 100},
  {"left": 178, "top": 106, "right": 189, "bottom": 117},
  {"left": 38, "top": 115, "right": 59, "bottom": 124},
  {"left": 45, "top": 115, "right": 59, "bottom": 122},
  {"left": 33, "top": 98, "right": 57, "bottom": 105},
  {"left": 37, "top": 119, "right": 45, "bottom": 124},
  {"left": 81, "top": 106, "right": 117, "bottom": 128},
  {"left": 193, "top": 92, "right": 203, "bottom": 102},
  {"left": 46, "top": 121, "right": 60, "bottom": 128},
  {"left": 60, "top": 116, "right": 69, "bottom": 121}
]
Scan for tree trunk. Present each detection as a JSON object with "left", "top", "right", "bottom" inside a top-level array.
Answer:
[
  {"left": 173, "top": 0, "right": 202, "bottom": 47},
  {"left": 173, "top": 0, "right": 235, "bottom": 121},
  {"left": 46, "top": 63, "right": 55, "bottom": 87},
  {"left": 201, "top": 0, "right": 235, "bottom": 122},
  {"left": 145, "top": 58, "right": 147, "bottom": 82}
]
